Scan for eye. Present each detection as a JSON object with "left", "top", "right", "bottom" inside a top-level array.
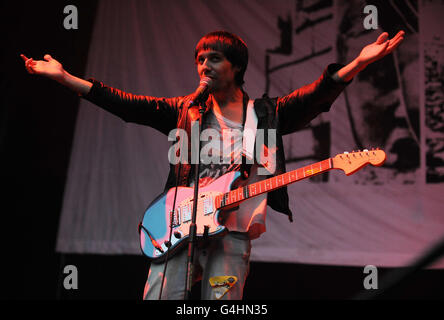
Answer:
[{"left": 211, "top": 55, "right": 224, "bottom": 63}]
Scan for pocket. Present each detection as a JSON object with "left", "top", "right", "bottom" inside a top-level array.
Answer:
[{"left": 225, "top": 232, "right": 251, "bottom": 262}]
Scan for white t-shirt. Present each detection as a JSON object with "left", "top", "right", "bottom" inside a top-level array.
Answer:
[{"left": 193, "top": 108, "right": 267, "bottom": 239}]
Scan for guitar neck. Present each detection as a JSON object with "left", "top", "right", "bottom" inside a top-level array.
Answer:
[{"left": 216, "top": 158, "right": 333, "bottom": 209}]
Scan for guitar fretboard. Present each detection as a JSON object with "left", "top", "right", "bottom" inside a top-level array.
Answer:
[{"left": 215, "top": 158, "right": 332, "bottom": 209}]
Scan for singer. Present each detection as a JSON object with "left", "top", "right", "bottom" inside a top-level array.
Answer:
[{"left": 21, "top": 30, "right": 404, "bottom": 300}]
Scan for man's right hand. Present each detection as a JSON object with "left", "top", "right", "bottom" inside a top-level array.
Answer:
[
  {"left": 20, "top": 54, "right": 65, "bottom": 82},
  {"left": 20, "top": 53, "right": 93, "bottom": 95}
]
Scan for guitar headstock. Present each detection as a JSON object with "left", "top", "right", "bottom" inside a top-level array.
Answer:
[{"left": 332, "top": 148, "right": 386, "bottom": 175}]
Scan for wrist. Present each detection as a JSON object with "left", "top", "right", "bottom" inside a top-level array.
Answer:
[
  {"left": 335, "top": 58, "right": 365, "bottom": 82},
  {"left": 354, "top": 57, "right": 369, "bottom": 71},
  {"left": 53, "top": 69, "right": 69, "bottom": 84}
]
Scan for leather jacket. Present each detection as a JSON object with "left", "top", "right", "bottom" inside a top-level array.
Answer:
[{"left": 83, "top": 63, "right": 350, "bottom": 222}]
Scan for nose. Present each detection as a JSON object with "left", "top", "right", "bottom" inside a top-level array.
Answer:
[
  {"left": 199, "top": 60, "right": 212, "bottom": 77},
  {"left": 201, "top": 58, "right": 212, "bottom": 70}
]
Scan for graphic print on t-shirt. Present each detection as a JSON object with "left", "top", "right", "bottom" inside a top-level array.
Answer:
[{"left": 197, "top": 109, "right": 243, "bottom": 188}]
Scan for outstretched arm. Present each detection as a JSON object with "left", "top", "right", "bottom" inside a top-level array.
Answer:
[
  {"left": 333, "top": 30, "right": 405, "bottom": 82},
  {"left": 20, "top": 54, "right": 92, "bottom": 96},
  {"left": 20, "top": 54, "right": 180, "bottom": 134}
]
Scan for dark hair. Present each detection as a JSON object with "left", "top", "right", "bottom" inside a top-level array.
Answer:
[{"left": 194, "top": 31, "right": 249, "bottom": 86}]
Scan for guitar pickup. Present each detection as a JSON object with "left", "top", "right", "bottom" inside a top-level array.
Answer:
[
  {"left": 181, "top": 204, "right": 192, "bottom": 223},
  {"left": 203, "top": 197, "right": 214, "bottom": 215}
]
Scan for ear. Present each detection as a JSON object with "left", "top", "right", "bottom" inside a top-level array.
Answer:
[{"left": 233, "top": 65, "right": 241, "bottom": 74}]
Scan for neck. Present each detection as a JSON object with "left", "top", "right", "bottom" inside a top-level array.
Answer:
[{"left": 210, "top": 84, "right": 243, "bottom": 109}]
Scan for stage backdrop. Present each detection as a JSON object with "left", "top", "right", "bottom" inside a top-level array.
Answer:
[{"left": 56, "top": 0, "right": 444, "bottom": 268}]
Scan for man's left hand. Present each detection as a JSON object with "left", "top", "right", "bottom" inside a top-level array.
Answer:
[{"left": 357, "top": 30, "right": 405, "bottom": 67}]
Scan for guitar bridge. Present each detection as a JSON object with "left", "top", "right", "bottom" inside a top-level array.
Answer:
[{"left": 171, "top": 209, "right": 180, "bottom": 228}]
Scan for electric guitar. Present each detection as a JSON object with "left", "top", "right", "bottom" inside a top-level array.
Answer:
[{"left": 139, "top": 149, "right": 386, "bottom": 261}]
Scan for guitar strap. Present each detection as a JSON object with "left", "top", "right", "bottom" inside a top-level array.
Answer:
[
  {"left": 242, "top": 99, "right": 257, "bottom": 161},
  {"left": 241, "top": 99, "right": 257, "bottom": 178}
]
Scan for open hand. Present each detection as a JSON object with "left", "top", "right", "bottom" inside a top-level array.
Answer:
[
  {"left": 357, "top": 31, "right": 405, "bottom": 66},
  {"left": 20, "top": 54, "right": 65, "bottom": 81}
]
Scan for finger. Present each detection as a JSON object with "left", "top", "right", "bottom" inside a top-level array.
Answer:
[
  {"left": 390, "top": 30, "right": 405, "bottom": 43},
  {"left": 20, "top": 54, "right": 29, "bottom": 62},
  {"left": 25, "top": 58, "right": 37, "bottom": 71},
  {"left": 386, "top": 36, "right": 404, "bottom": 53},
  {"left": 26, "top": 58, "right": 35, "bottom": 67},
  {"left": 44, "top": 54, "right": 52, "bottom": 61},
  {"left": 376, "top": 32, "right": 389, "bottom": 44},
  {"left": 25, "top": 62, "right": 35, "bottom": 74},
  {"left": 387, "top": 32, "right": 405, "bottom": 49},
  {"left": 383, "top": 37, "right": 404, "bottom": 57},
  {"left": 381, "top": 39, "right": 390, "bottom": 54},
  {"left": 395, "top": 30, "right": 405, "bottom": 38}
]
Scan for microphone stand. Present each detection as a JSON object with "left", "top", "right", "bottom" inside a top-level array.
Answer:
[{"left": 184, "top": 97, "right": 207, "bottom": 300}]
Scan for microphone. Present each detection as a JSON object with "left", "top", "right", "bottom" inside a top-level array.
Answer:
[{"left": 188, "top": 76, "right": 213, "bottom": 106}]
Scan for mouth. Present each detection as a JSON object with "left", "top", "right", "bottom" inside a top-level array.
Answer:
[{"left": 202, "top": 74, "right": 216, "bottom": 80}]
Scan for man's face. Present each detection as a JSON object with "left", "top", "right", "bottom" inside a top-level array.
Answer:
[{"left": 196, "top": 49, "right": 239, "bottom": 91}]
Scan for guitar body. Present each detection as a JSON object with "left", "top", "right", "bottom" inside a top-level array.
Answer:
[{"left": 139, "top": 171, "right": 242, "bottom": 261}]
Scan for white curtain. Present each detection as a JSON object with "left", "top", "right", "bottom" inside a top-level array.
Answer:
[{"left": 56, "top": 0, "right": 444, "bottom": 268}]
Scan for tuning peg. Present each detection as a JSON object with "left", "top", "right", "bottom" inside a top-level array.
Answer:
[{"left": 363, "top": 149, "right": 369, "bottom": 152}]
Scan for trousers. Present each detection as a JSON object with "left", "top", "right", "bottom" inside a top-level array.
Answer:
[{"left": 143, "top": 232, "right": 251, "bottom": 300}]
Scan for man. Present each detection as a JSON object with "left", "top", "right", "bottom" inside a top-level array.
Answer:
[{"left": 21, "top": 30, "right": 404, "bottom": 300}]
